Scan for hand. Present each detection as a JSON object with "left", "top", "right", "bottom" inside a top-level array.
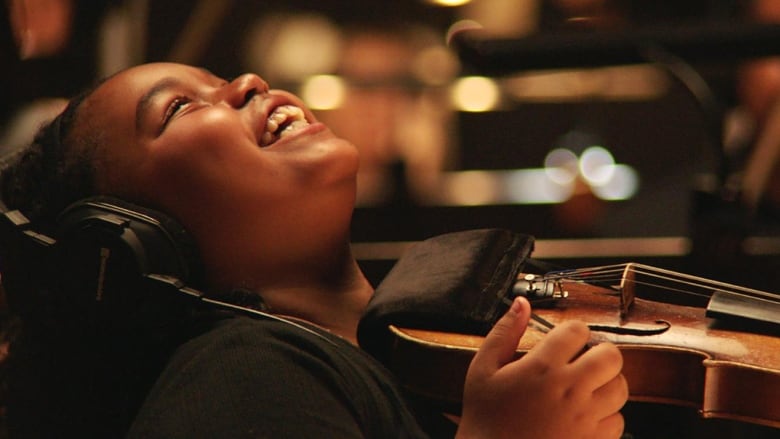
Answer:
[{"left": 456, "top": 297, "right": 628, "bottom": 439}]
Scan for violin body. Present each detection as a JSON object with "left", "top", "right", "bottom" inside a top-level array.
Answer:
[{"left": 385, "top": 278, "right": 780, "bottom": 428}]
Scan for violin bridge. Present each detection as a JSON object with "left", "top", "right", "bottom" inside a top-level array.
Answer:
[{"left": 619, "top": 263, "right": 637, "bottom": 317}]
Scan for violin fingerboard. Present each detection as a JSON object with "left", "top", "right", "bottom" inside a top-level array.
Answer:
[{"left": 706, "top": 290, "right": 780, "bottom": 328}]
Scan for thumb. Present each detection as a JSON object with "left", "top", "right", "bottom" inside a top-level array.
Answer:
[{"left": 471, "top": 297, "right": 531, "bottom": 373}]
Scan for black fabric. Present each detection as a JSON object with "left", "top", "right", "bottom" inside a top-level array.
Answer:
[
  {"left": 128, "top": 316, "right": 431, "bottom": 439},
  {"left": 5, "top": 310, "right": 218, "bottom": 438},
  {"left": 357, "top": 229, "right": 534, "bottom": 364}
]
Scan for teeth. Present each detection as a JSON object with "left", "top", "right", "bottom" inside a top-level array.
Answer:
[
  {"left": 265, "top": 115, "right": 281, "bottom": 133},
  {"left": 261, "top": 105, "right": 309, "bottom": 146},
  {"left": 280, "top": 119, "right": 309, "bottom": 138}
]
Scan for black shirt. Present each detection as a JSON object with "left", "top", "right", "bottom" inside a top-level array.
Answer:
[{"left": 127, "top": 316, "right": 431, "bottom": 438}]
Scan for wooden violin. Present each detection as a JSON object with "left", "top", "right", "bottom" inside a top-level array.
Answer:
[{"left": 384, "top": 263, "right": 780, "bottom": 429}]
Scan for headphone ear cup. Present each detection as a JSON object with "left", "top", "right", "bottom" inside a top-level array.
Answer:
[
  {"left": 57, "top": 196, "right": 205, "bottom": 283},
  {"left": 52, "top": 196, "right": 206, "bottom": 337}
]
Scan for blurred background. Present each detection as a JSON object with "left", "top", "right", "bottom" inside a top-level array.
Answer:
[
  {"left": 2, "top": 0, "right": 779, "bottom": 292},
  {"left": 2, "top": 1, "right": 780, "bottom": 437}
]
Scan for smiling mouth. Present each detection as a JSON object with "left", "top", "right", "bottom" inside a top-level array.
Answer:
[{"left": 260, "top": 105, "right": 311, "bottom": 146}]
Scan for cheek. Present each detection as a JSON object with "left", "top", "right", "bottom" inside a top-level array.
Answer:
[
  {"left": 172, "top": 110, "right": 253, "bottom": 156},
  {"left": 138, "top": 112, "right": 256, "bottom": 200},
  {"left": 155, "top": 110, "right": 255, "bottom": 171}
]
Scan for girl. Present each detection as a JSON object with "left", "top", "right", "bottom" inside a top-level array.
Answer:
[{"left": 0, "top": 63, "right": 626, "bottom": 438}]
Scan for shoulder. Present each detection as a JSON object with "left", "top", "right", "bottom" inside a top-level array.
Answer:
[
  {"left": 143, "top": 315, "right": 358, "bottom": 402},
  {"left": 129, "top": 315, "right": 428, "bottom": 438},
  {"left": 175, "top": 313, "right": 345, "bottom": 363}
]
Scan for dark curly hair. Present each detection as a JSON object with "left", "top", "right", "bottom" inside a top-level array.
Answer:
[
  {"left": 0, "top": 86, "right": 101, "bottom": 235},
  {"left": 0, "top": 83, "right": 111, "bottom": 437}
]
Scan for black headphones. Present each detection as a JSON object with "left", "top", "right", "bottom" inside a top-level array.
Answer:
[
  {"left": 0, "top": 196, "right": 210, "bottom": 337},
  {"left": 0, "top": 196, "right": 334, "bottom": 343}
]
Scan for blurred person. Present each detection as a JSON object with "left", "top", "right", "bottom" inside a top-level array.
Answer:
[
  {"left": 7, "top": 0, "right": 74, "bottom": 59},
  {"left": 730, "top": 0, "right": 780, "bottom": 216},
  {"left": 316, "top": 25, "right": 455, "bottom": 206}
]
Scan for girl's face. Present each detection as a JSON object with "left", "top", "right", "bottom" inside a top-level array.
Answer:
[{"left": 76, "top": 63, "right": 360, "bottom": 290}]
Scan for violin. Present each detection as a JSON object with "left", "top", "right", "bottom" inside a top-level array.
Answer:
[{"left": 383, "top": 263, "right": 780, "bottom": 429}]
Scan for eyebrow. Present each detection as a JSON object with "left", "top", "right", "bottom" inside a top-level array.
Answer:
[{"left": 135, "top": 77, "right": 181, "bottom": 135}]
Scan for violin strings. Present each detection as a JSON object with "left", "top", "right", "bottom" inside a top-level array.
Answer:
[
  {"left": 630, "top": 264, "right": 779, "bottom": 301},
  {"left": 541, "top": 263, "right": 780, "bottom": 302},
  {"left": 545, "top": 265, "right": 628, "bottom": 287},
  {"left": 545, "top": 264, "right": 627, "bottom": 280}
]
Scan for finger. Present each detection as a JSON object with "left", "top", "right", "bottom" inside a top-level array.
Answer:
[
  {"left": 594, "top": 411, "right": 625, "bottom": 439},
  {"left": 592, "top": 373, "right": 629, "bottom": 419},
  {"left": 522, "top": 320, "right": 590, "bottom": 367},
  {"left": 569, "top": 342, "right": 623, "bottom": 391},
  {"left": 471, "top": 297, "right": 531, "bottom": 373}
]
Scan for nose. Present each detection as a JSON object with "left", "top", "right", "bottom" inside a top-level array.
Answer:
[{"left": 222, "top": 73, "right": 269, "bottom": 108}]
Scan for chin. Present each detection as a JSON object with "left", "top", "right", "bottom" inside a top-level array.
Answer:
[{"left": 312, "top": 136, "right": 361, "bottom": 183}]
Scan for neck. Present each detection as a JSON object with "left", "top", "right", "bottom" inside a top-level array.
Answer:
[{"left": 260, "top": 254, "right": 374, "bottom": 345}]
